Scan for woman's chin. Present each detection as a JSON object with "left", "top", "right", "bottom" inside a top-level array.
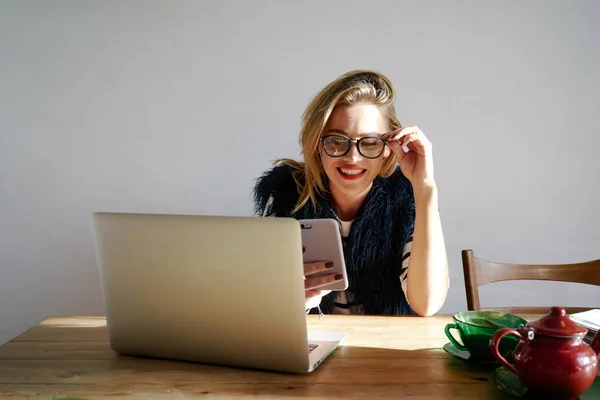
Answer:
[{"left": 329, "top": 179, "right": 372, "bottom": 197}]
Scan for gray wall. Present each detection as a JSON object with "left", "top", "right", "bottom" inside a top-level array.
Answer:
[{"left": 1, "top": 0, "right": 599, "bottom": 344}]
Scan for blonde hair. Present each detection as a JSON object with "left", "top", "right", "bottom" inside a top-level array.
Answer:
[{"left": 278, "top": 70, "right": 402, "bottom": 212}]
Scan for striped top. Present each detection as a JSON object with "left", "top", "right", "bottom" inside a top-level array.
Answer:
[{"left": 332, "top": 220, "right": 412, "bottom": 314}]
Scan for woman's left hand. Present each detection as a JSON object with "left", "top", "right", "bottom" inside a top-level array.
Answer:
[{"left": 383, "top": 126, "right": 435, "bottom": 189}]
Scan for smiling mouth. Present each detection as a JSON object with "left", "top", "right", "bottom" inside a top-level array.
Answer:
[{"left": 337, "top": 167, "right": 367, "bottom": 180}]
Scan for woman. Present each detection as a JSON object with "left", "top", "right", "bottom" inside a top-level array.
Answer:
[{"left": 253, "top": 70, "right": 449, "bottom": 316}]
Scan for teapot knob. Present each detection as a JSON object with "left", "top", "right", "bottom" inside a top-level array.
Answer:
[{"left": 550, "top": 307, "right": 567, "bottom": 316}]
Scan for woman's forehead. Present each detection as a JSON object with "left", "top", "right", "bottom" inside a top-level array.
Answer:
[{"left": 325, "top": 104, "right": 388, "bottom": 136}]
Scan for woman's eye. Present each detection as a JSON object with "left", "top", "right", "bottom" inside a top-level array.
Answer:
[
  {"left": 329, "top": 138, "right": 346, "bottom": 146},
  {"left": 361, "top": 139, "right": 378, "bottom": 147}
]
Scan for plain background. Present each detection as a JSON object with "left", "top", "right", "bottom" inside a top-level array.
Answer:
[{"left": 1, "top": 0, "right": 599, "bottom": 344}]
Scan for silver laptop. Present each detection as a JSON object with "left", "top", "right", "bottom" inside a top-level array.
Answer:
[{"left": 92, "top": 212, "right": 347, "bottom": 373}]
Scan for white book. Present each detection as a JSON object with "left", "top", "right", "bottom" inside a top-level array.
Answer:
[{"left": 570, "top": 309, "right": 600, "bottom": 333}]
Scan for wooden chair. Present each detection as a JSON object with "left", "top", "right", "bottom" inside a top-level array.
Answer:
[{"left": 461, "top": 249, "right": 600, "bottom": 314}]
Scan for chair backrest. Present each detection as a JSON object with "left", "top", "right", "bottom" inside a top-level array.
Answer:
[{"left": 461, "top": 249, "right": 600, "bottom": 314}]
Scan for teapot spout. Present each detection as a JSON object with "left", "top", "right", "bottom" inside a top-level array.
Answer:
[{"left": 591, "top": 330, "right": 600, "bottom": 358}]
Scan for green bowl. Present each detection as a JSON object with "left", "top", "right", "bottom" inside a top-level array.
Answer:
[{"left": 444, "top": 311, "right": 527, "bottom": 360}]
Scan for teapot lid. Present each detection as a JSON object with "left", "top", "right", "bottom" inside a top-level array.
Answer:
[{"left": 527, "top": 307, "right": 587, "bottom": 338}]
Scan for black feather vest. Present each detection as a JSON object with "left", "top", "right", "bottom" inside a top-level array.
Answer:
[{"left": 253, "top": 164, "right": 416, "bottom": 315}]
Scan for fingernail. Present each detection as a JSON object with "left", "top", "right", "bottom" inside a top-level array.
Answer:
[
  {"left": 334, "top": 274, "right": 343, "bottom": 280},
  {"left": 325, "top": 262, "right": 334, "bottom": 269}
]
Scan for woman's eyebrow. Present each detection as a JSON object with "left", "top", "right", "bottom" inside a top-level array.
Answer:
[
  {"left": 324, "top": 129, "right": 349, "bottom": 135},
  {"left": 325, "top": 129, "right": 384, "bottom": 137}
]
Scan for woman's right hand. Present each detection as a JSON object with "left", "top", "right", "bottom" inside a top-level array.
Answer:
[{"left": 303, "top": 259, "right": 342, "bottom": 309}]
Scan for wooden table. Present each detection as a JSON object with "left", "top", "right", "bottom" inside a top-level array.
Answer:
[{"left": 0, "top": 314, "right": 535, "bottom": 399}]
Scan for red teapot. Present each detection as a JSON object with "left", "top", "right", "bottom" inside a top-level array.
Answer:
[{"left": 490, "top": 307, "right": 600, "bottom": 399}]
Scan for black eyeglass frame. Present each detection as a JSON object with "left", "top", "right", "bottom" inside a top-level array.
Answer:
[{"left": 320, "top": 134, "right": 388, "bottom": 159}]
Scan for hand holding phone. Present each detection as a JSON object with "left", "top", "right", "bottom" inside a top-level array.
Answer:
[
  {"left": 303, "top": 257, "right": 335, "bottom": 309},
  {"left": 300, "top": 219, "right": 348, "bottom": 292},
  {"left": 303, "top": 259, "right": 341, "bottom": 289}
]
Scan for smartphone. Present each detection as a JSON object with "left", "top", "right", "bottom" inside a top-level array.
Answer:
[{"left": 299, "top": 218, "right": 348, "bottom": 291}]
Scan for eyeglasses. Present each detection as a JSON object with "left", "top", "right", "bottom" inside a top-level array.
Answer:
[{"left": 320, "top": 134, "right": 387, "bottom": 159}]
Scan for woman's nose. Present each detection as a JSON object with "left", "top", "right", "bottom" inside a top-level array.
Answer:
[{"left": 343, "top": 141, "right": 362, "bottom": 161}]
